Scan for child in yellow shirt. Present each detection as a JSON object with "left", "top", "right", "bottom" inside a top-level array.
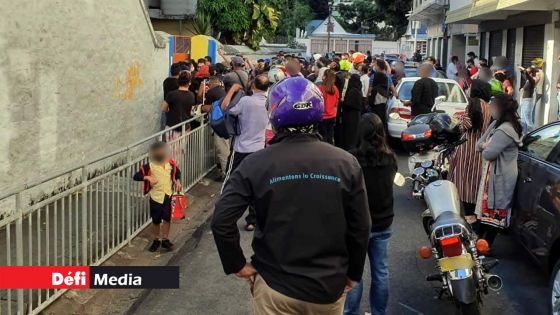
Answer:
[{"left": 134, "top": 142, "right": 182, "bottom": 252}]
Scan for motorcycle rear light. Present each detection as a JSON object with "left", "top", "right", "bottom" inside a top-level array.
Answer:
[
  {"left": 401, "top": 129, "right": 432, "bottom": 141},
  {"left": 439, "top": 236, "right": 462, "bottom": 257},
  {"left": 401, "top": 133, "right": 414, "bottom": 141}
]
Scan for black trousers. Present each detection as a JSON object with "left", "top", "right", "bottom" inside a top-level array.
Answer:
[
  {"left": 318, "top": 118, "right": 335, "bottom": 144},
  {"left": 224, "top": 150, "right": 256, "bottom": 225}
]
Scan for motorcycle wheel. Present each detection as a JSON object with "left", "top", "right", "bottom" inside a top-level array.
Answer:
[{"left": 459, "top": 302, "right": 481, "bottom": 315}]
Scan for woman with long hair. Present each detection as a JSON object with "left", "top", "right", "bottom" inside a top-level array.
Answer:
[
  {"left": 341, "top": 74, "right": 364, "bottom": 150},
  {"left": 344, "top": 113, "right": 397, "bottom": 315},
  {"left": 318, "top": 69, "right": 339, "bottom": 144},
  {"left": 475, "top": 93, "right": 523, "bottom": 248},
  {"left": 368, "top": 60, "right": 389, "bottom": 127},
  {"left": 449, "top": 80, "right": 492, "bottom": 227}
]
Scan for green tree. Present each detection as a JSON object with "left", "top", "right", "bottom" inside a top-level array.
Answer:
[
  {"left": 188, "top": 12, "right": 212, "bottom": 35},
  {"left": 336, "top": 0, "right": 381, "bottom": 34},
  {"left": 246, "top": 1, "right": 280, "bottom": 49},
  {"left": 198, "top": 0, "right": 250, "bottom": 42},
  {"left": 309, "top": 0, "right": 329, "bottom": 19},
  {"left": 373, "top": 0, "right": 411, "bottom": 39},
  {"left": 198, "top": 0, "right": 279, "bottom": 50},
  {"left": 276, "top": 0, "right": 313, "bottom": 40},
  {"left": 336, "top": 0, "right": 410, "bottom": 40}
]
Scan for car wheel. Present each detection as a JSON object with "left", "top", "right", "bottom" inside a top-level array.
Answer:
[{"left": 550, "top": 259, "right": 560, "bottom": 315}]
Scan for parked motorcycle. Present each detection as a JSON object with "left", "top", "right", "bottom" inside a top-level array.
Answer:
[
  {"left": 397, "top": 111, "right": 462, "bottom": 199},
  {"left": 407, "top": 139, "right": 465, "bottom": 198},
  {"left": 391, "top": 110, "right": 502, "bottom": 314},
  {"left": 419, "top": 180, "right": 502, "bottom": 315}
]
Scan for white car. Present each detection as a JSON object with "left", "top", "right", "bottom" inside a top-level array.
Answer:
[{"left": 386, "top": 77, "right": 468, "bottom": 139}]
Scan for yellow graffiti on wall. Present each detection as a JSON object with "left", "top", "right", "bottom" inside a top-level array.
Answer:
[{"left": 112, "top": 61, "right": 142, "bottom": 101}]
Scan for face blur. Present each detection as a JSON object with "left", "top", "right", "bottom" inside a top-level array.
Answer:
[
  {"left": 489, "top": 98, "right": 501, "bottom": 120},
  {"left": 151, "top": 146, "right": 169, "bottom": 164},
  {"left": 419, "top": 64, "right": 432, "bottom": 78}
]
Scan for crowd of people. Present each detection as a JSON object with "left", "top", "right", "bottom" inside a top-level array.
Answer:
[
  {"left": 152, "top": 48, "right": 559, "bottom": 315},
  {"left": 441, "top": 51, "right": 546, "bottom": 134}
]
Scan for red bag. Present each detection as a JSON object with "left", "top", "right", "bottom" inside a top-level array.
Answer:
[{"left": 171, "top": 193, "right": 187, "bottom": 219}]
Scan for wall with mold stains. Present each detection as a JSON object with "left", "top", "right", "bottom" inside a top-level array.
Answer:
[{"left": 0, "top": 0, "right": 169, "bottom": 194}]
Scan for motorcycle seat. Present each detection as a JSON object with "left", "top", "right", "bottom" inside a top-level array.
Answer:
[{"left": 432, "top": 211, "right": 468, "bottom": 231}]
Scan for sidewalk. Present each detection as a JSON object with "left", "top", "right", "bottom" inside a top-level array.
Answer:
[{"left": 42, "top": 172, "right": 222, "bottom": 315}]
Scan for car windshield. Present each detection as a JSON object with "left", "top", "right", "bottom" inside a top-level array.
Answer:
[
  {"left": 398, "top": 80, "right": 467, "bottom": 103},
  {"left": 404, "top": 67, "right": 418, "bottom": 77}
]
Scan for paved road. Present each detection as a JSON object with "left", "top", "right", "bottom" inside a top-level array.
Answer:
[{"left": 135, "top": 154, "right": 548, "bottom": 315}]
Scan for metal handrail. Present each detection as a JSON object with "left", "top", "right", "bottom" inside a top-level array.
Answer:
[
  {"left": 0, "top": 114, "right": 215, "bottom": 315},
  {"left": 0, "top": 115, "right": 203, "bottom": 201}
]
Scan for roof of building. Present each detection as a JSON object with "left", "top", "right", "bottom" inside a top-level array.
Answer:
[
  {"left": 306, "top": 17, "right": 375, "bottom": 39},
  {"left": 305, "top": 20, "right": 324, "bottom": 35}
]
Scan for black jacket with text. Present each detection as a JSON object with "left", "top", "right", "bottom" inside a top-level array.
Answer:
[{"left": 211, "top": 133, "right": 371, "bottom": 304}]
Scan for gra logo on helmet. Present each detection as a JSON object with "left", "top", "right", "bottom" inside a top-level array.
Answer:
[{"left": 293, "top": 102, "right": 313, "bottom": 110}]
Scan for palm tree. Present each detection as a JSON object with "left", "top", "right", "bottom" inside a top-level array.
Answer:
[{"left": 189, "top": 12, "right": 211, "bottom": 36}]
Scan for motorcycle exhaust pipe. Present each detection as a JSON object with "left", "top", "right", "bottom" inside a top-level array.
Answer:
[{"left": 485, "top": 274, "right": 503, "bottom": 291}]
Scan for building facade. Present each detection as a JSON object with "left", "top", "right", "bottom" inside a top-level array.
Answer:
[
  {"left": 400, "top": 20, "right": 429, "bottom": 59},
  {"left": 447, "top": 0, "right": 560, "bottom": 126},
  {"left": 409, "top": 0, "right": 478, "bottom": 67}
]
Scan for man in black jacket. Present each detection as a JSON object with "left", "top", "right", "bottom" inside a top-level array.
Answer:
[
  {"left": 405, "top": 63, "right": 439, "bottom": 117},
  {"left": 211, "top": 77, "right": 371, "bottom": 314}
]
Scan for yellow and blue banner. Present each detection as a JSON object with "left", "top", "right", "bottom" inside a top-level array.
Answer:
[{"left": 190, "top": 35, "right": 217, "bottom": 64}]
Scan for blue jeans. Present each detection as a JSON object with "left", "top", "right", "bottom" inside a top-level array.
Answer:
[
  {"left": 343, "top": 228, "right": 391, "bottom": 315},
  {"left": 520, "top": 98, "right": 534, "bottom": 134}
]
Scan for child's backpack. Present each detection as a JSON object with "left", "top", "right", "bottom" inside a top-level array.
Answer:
[{"left": 488, "top": 79, "right": 503, "bottom": 96}]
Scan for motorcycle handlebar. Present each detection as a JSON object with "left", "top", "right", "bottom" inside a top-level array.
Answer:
[{"left": 452, "top": 138, "right": 467, "bottom": 147}]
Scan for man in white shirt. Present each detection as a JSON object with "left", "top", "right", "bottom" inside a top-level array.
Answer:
[{"left": 446, "top": 56, "right": 459, "bottom": 81}]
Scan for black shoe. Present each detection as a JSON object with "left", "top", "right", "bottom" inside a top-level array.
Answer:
[
  {"left": 148, "top": 239, "right": 161, "bottom": 252},
  {"left": 161, "top": 239, "right": 174, "bottom": 250}
]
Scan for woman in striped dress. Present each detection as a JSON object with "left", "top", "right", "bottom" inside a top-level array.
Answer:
[{"left": 449, "top": 80, "right": 492, "bottom": 225}]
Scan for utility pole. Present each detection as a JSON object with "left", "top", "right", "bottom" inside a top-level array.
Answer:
[
  {"left": 413, "top": 20, "right": 418, "bottom": 55},
  {"left": 326, "top": 4, "right": 332, "bottom": 53}
]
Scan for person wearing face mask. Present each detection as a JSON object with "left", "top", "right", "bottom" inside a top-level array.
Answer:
[
  {"left": 133, "top": 142, "right": 182, "bottom": 252},
  {"left": 475, "top": 94, "right": 523, "bottom": 250},
  {"left": 449, "top": 80, "right": 492, "bottom": 229}
]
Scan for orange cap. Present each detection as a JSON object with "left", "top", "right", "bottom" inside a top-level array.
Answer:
[{"left": 352, "top": 52, "right": 365, "bottom": 64}]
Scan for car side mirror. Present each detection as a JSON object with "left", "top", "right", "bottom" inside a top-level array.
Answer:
[{"left": 435, "top": 95, "right": 446, "bottom": 105}]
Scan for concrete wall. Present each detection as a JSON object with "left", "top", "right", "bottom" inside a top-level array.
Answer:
[
  {"left": 371, "top": 41, "right": 400, "bottom": 54},
  {"left": 0, "top": 0, "right": 169, "bottom": 194}
]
